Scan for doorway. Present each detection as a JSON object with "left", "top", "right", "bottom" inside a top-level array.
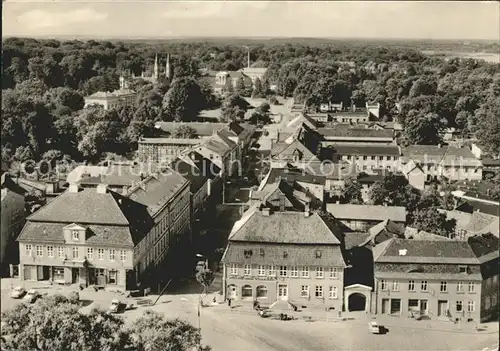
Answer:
[
  {"left": 438, "top": 300, "right": 448, "bottom": 316},
  {"left": 348, "top": 293, "right": 367, "bottom": 311},
  {"left": 71, "top": 268, "right": 80, "bottom": 284},
  {"left": 227, "top": 285, "right": 237, "bottom": 299},
  {"left": 278, "top": 284, "right": 288, "bottom": 300},
  {"left": 381, "top": 298, "right": 390, "bottom": 314},
  {"left": 390, "top": 299, "right": 401, "bottom": 315},
  {"left": 420, "top": 300, "right": 428, "bottom": 314}
]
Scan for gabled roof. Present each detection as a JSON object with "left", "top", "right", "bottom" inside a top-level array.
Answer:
[
  {"left": 27, "top": 188, "right": 130, "bottom": 225},
  {"left": 402, "top": 145, "right": 482, "bottom": 167},
  {"left": 222, "top": 241, "right": 346, "bottom": 267},
  {"left": 259, "top": 167, "right": 326, "bottom": 189},
  {"left": 373, "top": 238, "right": 489, "bottom": 264},
  {"left": 1, "top": 173, "right": 27, "bottom": 196},
  {"left": 180, "top": 151, "right": 221, "bottom": 180},
  {"left": 332, "top": 144, "right": 400, "bottom": 157},
  {"left": 228, "top": 209, "right": 342, "bottom": 245},
  {"left": 318, "top": 127, "right": 393, "bottom": 139},
  {"left": 154, "top": 122, "right": 226, "bottom": 137},
  {"left": 327, "top": 204, "right": 406, "bottom": 222},
  {"left": 252, "top": 179, "right": 310, "bottom": 212},
  {"left": 271, "top": 139, "right": 320, "bottom": 162},
  {"left": 170, "top": 157, "right": 207, "bottom": 194},
  {"left": 359, "top": 219, "right": 406, "bottom": 247},
  {"left": 126, "top": 168, "right": 189, "bottom": 216}
]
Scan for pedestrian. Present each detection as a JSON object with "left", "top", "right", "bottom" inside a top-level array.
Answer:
[{"left": 228, "top": 298, "right": 232, "bottom": 307}]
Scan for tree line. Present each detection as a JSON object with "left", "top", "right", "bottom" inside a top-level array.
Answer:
[{"left": 2, "top": 38, "right": 499, "bottom": 171}]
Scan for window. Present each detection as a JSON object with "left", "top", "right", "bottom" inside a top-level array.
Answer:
[
  {"left": 371, "top": 156, "right": 376, "bottom": 160},
  {"left": 457, "top": 281, "right": 464, "bottom": 292},
  {"left": 315, "top": 286, "right": 323, "bottom": 298},
  {"left": 467, "top": 301, "right": 475, "bottom": 312},
  {"left": 329, "top": 267, "right": 339, "bottom": 279},
  {"left": 485, "top": 296, "right": 491, "bottom": 309},
  {"left": 256, "top": 286, "right": 267, "bottom": 298},
  {"left": 379, "top": 156, "right": 383, "bottom": 161},
  {"left": 72, "top": 230, "right": 79, "bottom": 241},
  {"left": 97, "top": 248, "right": 104, "bottom": 260},
  {"left": 58, "top": 246, "right": 65, "bottom": 258},
  {"left": 380, "top": 280, "right": 387, "bottom": 290},
  {"left": 120, "top": 250, "right": 126, "bottom": 261},
  {"left": 241, "top": 285, "right": 253, "bottom": 299},
  {"left": 315, "top": 250, "right": 322, "bottom": 258},
  {"left": 268, "top": 265, "right": 276, "bottom": 277},
  {"left": 316, "top": 267, "right": 324, "bottom": 279},
  {"left": 244, "top": 264, "right": 251, "bottom": 276},
  {"left": 258, "top": 265, "right": 265, "bottom": 276},
  {"left": 301, "top": 285, "right": 310, "bottom": 298},
  {"left": 290, "top": 267, "right": 298, "bottom": 278},
  {"left": 493, "top": 275, "right": 498, "bottom": 285},
  {"left": 456, "top": 301, "right": 463, "bottom": 312},
  {"left": 468, "top": 282, "right": 475, "bottom": 293},
  {"left": 47, "top": 246, "right": 54, "bottom": 258},
  {"left": 492, "top": 293, "right": 498, "bottom": 307},
  {"left": 301, "top": 267, "right": 310, "bottom": 278},
  {"left": 392, "top": 281, "right": 399, "bottom": 291},
  {"left": 328, "top": 286, "right": 338, "bottom": 299},
  {"left": 421, "top": 281, "right": 428, "bottom": 291},
  {"left": 363, "top": 156, "right": 367, "bottom": 160},
  {"left": 230, "top": 264, "right": 238, "bottom": 275},
  {"left": 440, "top": 281, "right": 447, "bottom": 292},
  {"left": 87, "top": 248, "right": 93, "bottom": 260},
  {"left": 72, "top": 247, "right": 79, "bottom": 259},
  {"left": 25, "top": 244, "right": 32, "bottom": 256},
  {"left": 108, "top": 270, "right": 117, "bottom": 285},
  {"left": 109, "top": 249, "right": 116, "bottom": 261},
  {"left": 459, "top": 266, "right": 468, "bottom": 274},
  {"left": 36, "top": 246, "right": 43, "bottom": 257},
  {"left": 279, "top": 266, "right": 287, "bottom": 277},
  {"left": 408, "top": 280, "right": 415, "bottom": 291}
]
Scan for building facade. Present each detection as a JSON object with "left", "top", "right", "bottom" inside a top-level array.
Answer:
[
  {"left": 326, "top": 204, "right": 406, "bottom": 232},
  {"left": 84, "top": 89, "right": 137, "bottom": 110},
  {"left": 372, "top": 236, "right": 499, "bottom": 322},
  {"left": 137, "top": 138, "right": 202, "bottom": 163},
  {"left": 221, "top": 206, "right": 347, "bottom": 310}
]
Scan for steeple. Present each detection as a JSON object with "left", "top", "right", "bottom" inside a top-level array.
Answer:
[
  {"left": 154, "top": 53, "right": 159, "bottom": 80},
  {"left": 165, "top": 53, "right": 171, "bottom": 79}
]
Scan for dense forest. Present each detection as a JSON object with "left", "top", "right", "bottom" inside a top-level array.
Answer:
[{"left": 2, "top": 38, "right": 499, "bottom": 171}]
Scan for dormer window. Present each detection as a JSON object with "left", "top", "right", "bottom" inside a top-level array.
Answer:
[
  {"left": 244, "top": 250, "right": 253, "bottom": 258},
  {"left": 259, "top": 249, "right": 265, "bottom": 257},
  {"left": 72, "top": 230, "right": 80, "bottom": 241},
  {"left": 459, "top": 265, "right": 468, "bottom": 274},
  {"left": 316, "top": 250, "right": 322, "bottom": 258},
  {"left": 283, "top": 251, "right": 288, "bottom": 258}
]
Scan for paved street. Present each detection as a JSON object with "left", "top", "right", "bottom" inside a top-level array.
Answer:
[{"left": 2, "top": 278, "right": 497, "bottom": 351}]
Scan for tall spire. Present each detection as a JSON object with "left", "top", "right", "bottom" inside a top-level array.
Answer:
[
  {"left": 247, "top": 48, "right": 250, "bottom": 68},
  {"left": 154, "top": 53, "right": 159, "bottom": 80},
  {"left": 165, "top": 53, "right": 171, "bottom": 79}
]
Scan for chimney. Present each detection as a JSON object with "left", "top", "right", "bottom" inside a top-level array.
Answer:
[
  {"left": 262, "top": 208, "right": 270, "bottom": 216},
  {"left": 122, "top": 186, "right": 128, "bottom": 195},
  {"left": 96, "top": 184, "right": 109, "bottom": 194},
  {"left": 304, "top": 202, "right": 310, "bottom": 217},
  {"left": 68, "top": 183, "right": 80, "bottom": 193}
]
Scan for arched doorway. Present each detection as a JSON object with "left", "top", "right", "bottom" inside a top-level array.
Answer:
[
  {"left": 344, "top": 284, "right": 372, "bottom": 312},
  {"left": 348, "top": 293, "right": 366, "bottom": 312}
]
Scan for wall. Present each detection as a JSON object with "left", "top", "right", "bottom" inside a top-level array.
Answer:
[
  {"left": 374, "top": 277, "right": 482, "bottom": 321},
  {"left": 0, "top": 190, "right": 25, "bottom": 275},
  {"left": 224, "top": 264, "right": 344, "bottom": 310}
]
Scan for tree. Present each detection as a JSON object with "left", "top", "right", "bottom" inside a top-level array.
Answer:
[
  {"left": 256, "top": 102, "right": 270, "bottom": 114},
  {"left": 411, "top": 207, "right": 456, "bottom": 237},
  {"left": 128, "top": 311, "right": 211, "bottom": 351},
  {"left": 235, "top": 77, "right": 246, "bottom": 96},
  {"left": 196, "top": 269, "right": 215, "bottom": 295},
  {"left": 171, "top": 125, "right": 197, "bottom": 139},
  {"left": 341, "top": 179, "right": 363, "bottom": 204},
  {"left": 252, "top": 78, "right": 264, "bottom": 98},
  {"left": 221, "top": 93, "right": 249, "bottom": 122},
  {"left": 403, "top": 112, "right": 444, "bottom": 145},
  {"left": 1, "top": 294, "right": 127, "bottom": 351},
  {"left": 223, "top": 78, "right": 234, "bottom": 94},
  {"left": 474, "top": 98, "right": 500, "bottom": 156},
  {"left": 162, "top": 77, "right": 204, "bottom": 122}
]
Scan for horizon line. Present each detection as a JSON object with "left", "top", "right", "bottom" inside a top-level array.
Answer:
[{"left": 2, "top": 34, "right": 498, "bottom": 43}]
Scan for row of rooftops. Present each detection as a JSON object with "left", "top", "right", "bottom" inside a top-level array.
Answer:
[{"left": 85, "top": 88, "right": 137, "bottom": 100}]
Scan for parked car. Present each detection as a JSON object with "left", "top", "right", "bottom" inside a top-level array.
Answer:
[
  {"left": 108, "top": 299, "right": 121, "bottom": 313},
  {"left": 368, "top": 321, "right": 381, "bottom": 334},
  {"left": 10, "top": 286, "right": 26, "bottom": 299},
  {"left": 23, "top": 289, "right": 41, "bottom": 303}
]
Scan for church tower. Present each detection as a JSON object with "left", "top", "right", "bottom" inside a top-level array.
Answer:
[
  {"left": 165, "top": 53, "right": 171, "bottom": 79},
  {"left": 153, "top": 54, "right": 159, "bottom": 81}
]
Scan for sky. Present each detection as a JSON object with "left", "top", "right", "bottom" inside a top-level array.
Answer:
[{"left": 2, "top": 1, "right": 500, "bottom": 40}]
